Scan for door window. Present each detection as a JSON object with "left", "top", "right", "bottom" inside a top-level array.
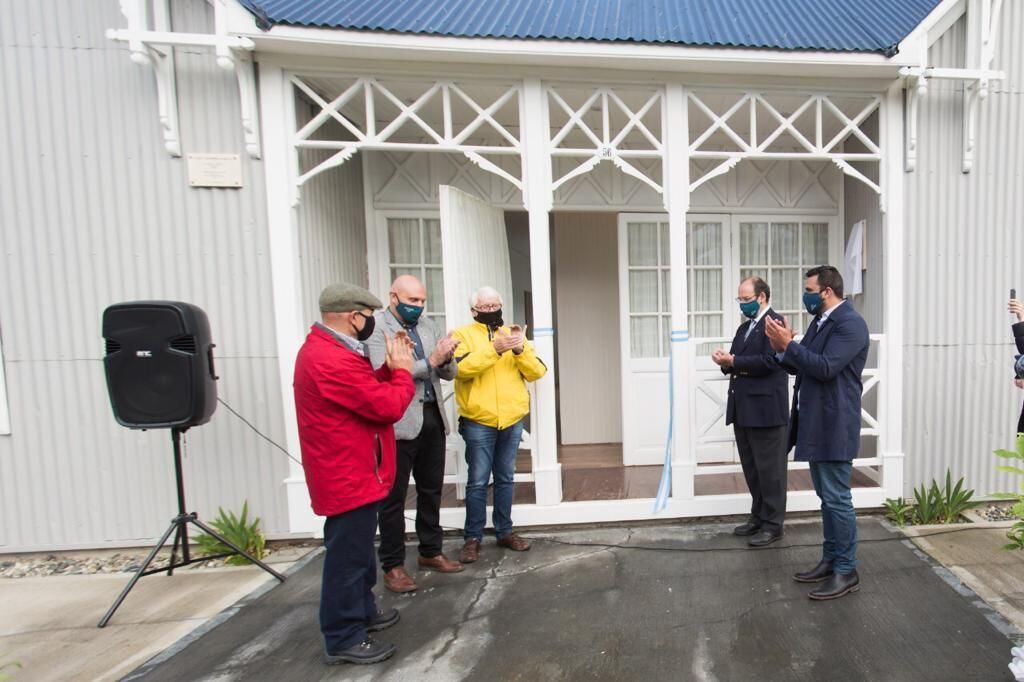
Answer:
[
  {"left": 386, "top": 216, "right": 445, "bottom": 325},
  {"left": 739, "top": 221, "right": 830, "bottom": 329},
  {"left": 626, "top": 220, "right": 671, "bottom": 358}
]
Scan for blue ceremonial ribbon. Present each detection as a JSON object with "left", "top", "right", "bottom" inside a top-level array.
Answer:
[{"left": 653, "top": 330, "right": 688, "bottom": 513}]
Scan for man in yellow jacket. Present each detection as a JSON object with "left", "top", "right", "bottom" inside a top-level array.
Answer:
[{"left": 454, "top": 286, "right": 546, "bottom": 563}]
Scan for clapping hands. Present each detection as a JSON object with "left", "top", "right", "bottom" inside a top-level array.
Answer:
[
  {"left": 385, "top": 331, "right": 415, "bottom": 373},
  {"left": 429, "top": 332, "right": 460, "bottom": 367},
  {"left": 493, "top": 327, "right": 525, "bottom": 355},
  {"left": 711, "top": 349, "right": 734, "bottom": 368},
  {"left": 764, "top": 315, "right": 796, "bottom": 353}
]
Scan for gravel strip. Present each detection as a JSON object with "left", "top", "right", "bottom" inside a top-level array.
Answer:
[{"left": 0, "top": 541, "right": 320, "bottom": 579}]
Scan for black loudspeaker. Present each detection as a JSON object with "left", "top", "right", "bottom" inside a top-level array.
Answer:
[{"left": 102, "top": 301, "right": 218, "bottom": 429}]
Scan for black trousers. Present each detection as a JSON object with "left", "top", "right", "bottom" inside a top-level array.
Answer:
[
  {"left": 1018, "top": 406, "right": 1024, "bottom": 435},
  {"left": 734, "top": 424, "right": 789, "bottom": 533},
  {"left": 378, "top": 401, "right": 446, "bottom": 571},
  {"left": 321, "top": 501, "right": 380, "bottom": 652}
]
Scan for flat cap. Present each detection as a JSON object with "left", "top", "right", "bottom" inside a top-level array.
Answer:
[{"left": 318, "top": 282, "right": 384, "bottom": 313}]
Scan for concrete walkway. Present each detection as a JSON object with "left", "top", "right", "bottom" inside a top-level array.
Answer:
[
  {"left": 0, "top": 547, "right": 313, "bottom": 682},
  {"left": 130, "top": 518, "right": 1020, "bottom": 681}
]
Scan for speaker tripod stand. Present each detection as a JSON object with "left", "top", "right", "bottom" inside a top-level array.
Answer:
[{"left": 98, "top": 427, "right": 286, "bottom": 627}]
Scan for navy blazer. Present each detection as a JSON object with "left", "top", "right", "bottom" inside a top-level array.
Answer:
[
  {"left": 1013, "top": 321, "right": 1024, "bottom": 357},
  {"left": 781, "top": 301, "right": 870, "bottom": 462},
  {"left": 722, "top": 309, "right": 789, "bottom": 428}
]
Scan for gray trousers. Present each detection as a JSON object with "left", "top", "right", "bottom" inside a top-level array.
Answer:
[{"left": 734, "top": 424, "right": 789, "bottom": 533}]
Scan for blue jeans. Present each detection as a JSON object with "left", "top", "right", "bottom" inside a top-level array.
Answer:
[
  {"left": 809, "top": 461, "right": 858, "bottom": 574},
  {"left": 460, "top": 417, "right": 525, "bottom": 541}
]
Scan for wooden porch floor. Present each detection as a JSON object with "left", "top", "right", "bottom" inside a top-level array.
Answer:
[{"left": 417, "top": 443, "right": 877, "bottom": 509}]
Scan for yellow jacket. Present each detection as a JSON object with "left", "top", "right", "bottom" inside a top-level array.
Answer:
[{"left": 452, "top": 321, "right": 547, "bottom": 429}]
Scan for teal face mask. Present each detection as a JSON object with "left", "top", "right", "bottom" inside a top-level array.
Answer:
[
  {"left": 739, "top": 300, "right": 760, "bottom": 319},
  {"left": 395, "top": 300, "right": 424, "bottom": 325},
  {"left": 802, "top": 291, "right": 823, "bottom": 315}
]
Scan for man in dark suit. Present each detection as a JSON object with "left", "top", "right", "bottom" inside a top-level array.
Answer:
[
  {"left": 765, "top": 265, "right": 870, "bottom": 601},
  {"left": 712, "top": 277, "right": 790, "bottom": 548},
  {"left": 1009, "top": 296, "right": 1024, "bottom": 434}
]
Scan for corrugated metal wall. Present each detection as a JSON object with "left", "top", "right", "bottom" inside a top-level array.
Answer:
[
  {"left": 295, "top": 100, "right": 369, "bottom": 326},
  {"left": 903, "top": 6, "right": 1024, "bottom": 498},
  {"left": 0, "top": 0, "right": 291, "bottom": 550}
]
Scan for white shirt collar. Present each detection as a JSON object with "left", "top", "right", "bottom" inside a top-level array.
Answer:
[{"left": 818, "top": 299, "right": 845, "bottom": 326}]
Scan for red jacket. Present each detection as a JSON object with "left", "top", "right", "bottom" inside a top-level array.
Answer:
[{"left": 293, "top": 325, "right": 415, "bottom": 517}]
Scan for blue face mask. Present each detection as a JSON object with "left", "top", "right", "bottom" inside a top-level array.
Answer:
[
  {"left": 739, "top": 299, "right": 760, "bottom": 319},
  {"left": 395, "top": 300, "right": 424, "bottom": 326},
  {"left": 803, "top": 291, "right": 823, "bottom": 315}
]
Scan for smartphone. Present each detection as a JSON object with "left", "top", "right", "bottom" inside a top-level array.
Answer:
[{"left": 1012, "top": 288, "right": 1017, "bottom": 300}]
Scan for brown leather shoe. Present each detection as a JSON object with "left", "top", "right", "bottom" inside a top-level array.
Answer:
[
  {"left": 496, "top": 532, "right": 531, "bottom": 551},
  {"left": 459, "top": 539, "right": 481, "bottom": 564},
  {"left": 418, "top": 553, "right": 465, "bottom": 573},
  {"left": 382, "top": 566, "right": 417, "bottom": 593}
]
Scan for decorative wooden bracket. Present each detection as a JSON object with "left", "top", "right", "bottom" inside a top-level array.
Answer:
[
  {"left": 900, "top": 0, "right": 1006, "bottom": 173},
  {"left": 106, "top": 0, "right": 259, "bottom": 158}
]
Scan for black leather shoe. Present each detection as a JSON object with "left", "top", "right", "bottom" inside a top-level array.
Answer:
[
  {"left": 748, "top": 529, "right": 783, "bottom": 547},
  {"left": 793, "top": 560, "right": 834, "bottom": 583},
  {"left": 367, "top": 608, "right": 399, "bottom": 633},
  {"left": 733, "top": 521, "right": 761, "bottom": 536},
  {"left": 809, "top": 570, "right": 860, "bottom": 601},
  {"left": 324, "top": 637, "right": 396, "bottom": 665}
]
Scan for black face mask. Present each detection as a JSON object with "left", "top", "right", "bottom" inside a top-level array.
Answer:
[
  {"left": 354, "top": 312, "right": 375, "bottom": 341},
  {"left": 474, "top": 309, "right": 503, "bottom": 328}
]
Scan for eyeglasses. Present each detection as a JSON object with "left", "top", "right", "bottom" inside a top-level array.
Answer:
[
  {"left": 735, "top": 297, "right": 757, "bottom": 304},
  {"left": 474, "top": 303, "right": 501, "bottom": 312}
]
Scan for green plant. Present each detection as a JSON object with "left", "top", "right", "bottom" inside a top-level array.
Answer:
[
  {"left": 912, "top": 481, "right": 943, "bottom": 525},
  {"left": 909, "top": 470, "right": 977, "bottom": 525},
  {"left": 195, "top": 501, "right": 266, "bottom": 566},
  {"left": 883, "top": 497, "right": 912, "bottom": 527},
  {"left": 937, "top": 469, "right": 979, "bottom": 521},
  {"left": 993, "top": 434, "right": 1024, "bottom": 551}
]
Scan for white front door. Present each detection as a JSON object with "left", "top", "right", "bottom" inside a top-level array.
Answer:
[
  {"left": 618, "top": 214, "right": 672, "bottom": 465},
  {"left": 618, "top": 213, "right": 839, "bottom": 466}
]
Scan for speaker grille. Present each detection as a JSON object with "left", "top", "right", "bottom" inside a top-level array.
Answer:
[
  {"left": 105, "top": 339, "right": 122, "bottom": 355},
  {"left": 169, "top": 335, "right": 197, "bottom": 354}
]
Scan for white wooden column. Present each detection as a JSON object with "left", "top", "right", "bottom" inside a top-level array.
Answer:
[
  {"left": 664, "top": 84, "right": 695, "bottom": 499},
  {"left": 880, "top": 81, "right": 906, "bottom": 499},
  {"left": 520, "top": 78, "right": 562, "bottom": 505},
  {"left": 258, "top": 63, "right": 318, "bottom": 534}
]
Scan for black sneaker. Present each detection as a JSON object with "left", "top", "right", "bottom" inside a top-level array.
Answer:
[
  {"left": 367, "top": 608, "right": 400, "bottom": 633},
  {"left": 324, "top": 637, "right": 396, "bottom": 665}
]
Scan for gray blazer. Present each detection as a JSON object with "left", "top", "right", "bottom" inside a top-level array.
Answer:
[{"left": 366, "top": 309, "right": 457, "bottom": 440}]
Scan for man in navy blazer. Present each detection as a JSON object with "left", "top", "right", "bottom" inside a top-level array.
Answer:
[
  {"left": 765, "top": 265, "right": 869, "bottom": 601},
  {"left": 712, "top": 277, "right": 790, "bottom": 548}
]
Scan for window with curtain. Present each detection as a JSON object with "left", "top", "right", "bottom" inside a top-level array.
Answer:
[
  {"left": 687, "top": 220, "right": 725, "bottom": 355},
  {"left": 739, "top": 221, "right": 829, "bottom": 330},
  {"left": 386, "top": 217, "right": 445, "bottom": 325},
  {"left": 627, "top": 220, "right": 671, "bottom": 358}
]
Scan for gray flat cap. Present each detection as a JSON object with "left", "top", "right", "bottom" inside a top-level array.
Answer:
[{"left": 319, "top": 282, "right": 384, "bottom": 313}]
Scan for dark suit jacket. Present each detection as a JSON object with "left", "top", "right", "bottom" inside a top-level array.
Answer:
[
  {"left": 722, "top": 308, "right": 789, "bottom": 428},
  {"left": 781, "top": 301, "right": 870, "bottom": 462},
  {"left": 1013, "top": 322, "right": 1024, "bottom": 433}
]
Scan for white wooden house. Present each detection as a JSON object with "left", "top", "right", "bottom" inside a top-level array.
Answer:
[{"left": 0, "top": 0, "right": 1021, "bottom": 549}]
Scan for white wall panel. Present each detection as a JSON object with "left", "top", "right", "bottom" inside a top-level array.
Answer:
[
  {"left": 553, "top": 213, "right": 622, "bottom": 445},
  {"left": 902, "top": 9, "right": 1024, "bottom": 498},
  {"left": 0, "top": 0, "right": 291, "bottom": 550}
]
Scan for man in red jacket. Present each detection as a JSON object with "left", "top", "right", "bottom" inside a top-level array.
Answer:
[{"left": 294, "top": 283, "right": 416, "bottom": 665}]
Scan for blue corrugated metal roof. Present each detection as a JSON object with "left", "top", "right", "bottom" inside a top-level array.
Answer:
[{"left": 238, "top": 0, "right": 941, "bottom": 56}]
